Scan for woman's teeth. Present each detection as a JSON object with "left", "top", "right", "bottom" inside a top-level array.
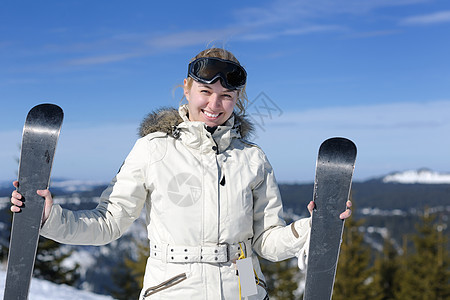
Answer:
[{"left": 204, "top": 111, "right": 219, "bottom": 118}]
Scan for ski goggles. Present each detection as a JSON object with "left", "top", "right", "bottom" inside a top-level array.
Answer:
[{"left": 187, "top": 57, "right": 247, "bottom": 90}]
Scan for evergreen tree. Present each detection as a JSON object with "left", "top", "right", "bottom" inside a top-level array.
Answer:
[
  {"left": 333, "top": 214, "right": 372, "bottom": 300},
  {"left": 34, "top": 237, "right": 79, "bottom": 286},
  {"left": 395, "top": 211, "right": 450, "bottom": 300},
  {"left": 369, "top": 236, "right": 400, "bottom": 300},
  {"left": 260, "top": 258, "right": 301, "bottom": 299},
  {"left": 0, "top": 207, "right": 13, "bottom": 262},
  {"left": 110, "top": 240, "right": 149, "bottom": 300}
]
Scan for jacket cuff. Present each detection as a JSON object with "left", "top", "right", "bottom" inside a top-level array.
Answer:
[{"left": 40, "top": 204, "right": 62, "bottom": 236}]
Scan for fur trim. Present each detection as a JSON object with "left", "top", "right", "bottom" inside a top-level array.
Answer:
[
  {"left": 139, "top": 107, "right": 183, "bottom": 137},
  {"left": 138, "top": 106, "right": 254, "bottom": 139},
  {"left": 234, "top": 113, "right": 254, "bottom": 139}
]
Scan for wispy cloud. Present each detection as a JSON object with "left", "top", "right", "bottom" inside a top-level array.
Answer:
[
  {"left": 237, "top": 24, "right": 346, "bottom": 42},
  {"left": 235, "top": 0, "right": 429, "bottom": 26},
  {"left": 400, "top": 10, "right": 450, "bottom": 26},
  {"left": 64, "top": 52, "right": 142, "bottom": 66},
  {"left": 1, "top": 0, "right": 437, "bottom": 70},
  {"left": 340, "top": 30, "right": 402, "bottom": 39},
  {"left": 252, "top": 99, "right": 450, "bottom": 181},
  {"left": 147, "top": 28, "right": 242, "bottom": 49}
]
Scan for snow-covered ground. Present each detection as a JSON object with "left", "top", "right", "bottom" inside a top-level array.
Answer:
[{"left": 0, "top": 268, "right": 114, "bottom": 300}]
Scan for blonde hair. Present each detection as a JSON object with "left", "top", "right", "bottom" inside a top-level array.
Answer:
[{"left": 182, "top": 48, "right": 248, "bottom": 115}]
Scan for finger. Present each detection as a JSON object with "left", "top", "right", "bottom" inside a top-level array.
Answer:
[
  {"left": 11, "top": 197, "right": 23, "bottom": 207},
  {"left": 37, "top": 189, "right": 52, "bottom": 200},
  {"left": 37, "top": 189, "right": 53, "bottom": 207},
  {"left": 10, "top": 205, "right": 21, "bottom": 213},
  {"left": 13, "top": 180, "right": 19, "bottom": 188},
  {"left": 37, "top": 190, "right": 53, "bottom": 224},
  {"left": 307, "top": 201, "right": 315, "bottom": 215},
  {"left": 12, "top": 190, "right": 22, "bottom": 200},
  {"left": 346, "top": 200, "right": 352, "bottom": 208},
  {"left": 340, "top": 209, "right": 352, "bottom": 220}
]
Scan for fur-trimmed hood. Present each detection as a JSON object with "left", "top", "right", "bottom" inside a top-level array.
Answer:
[{"left": 138, "top": 106, "right": 254, "bottom": 139}]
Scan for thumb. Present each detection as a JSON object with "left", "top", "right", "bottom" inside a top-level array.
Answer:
[
  {"left": 307, "top": 201, "right": 315, "bottom": 216},
  {"left": 37, "top": 189, "right": 53, "bottom": 224}
]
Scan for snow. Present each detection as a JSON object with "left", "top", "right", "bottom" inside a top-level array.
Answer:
[
  {"left": 0, "top": 269, "right": 114, "bottom": 300},
  {"left": 382, "top": 169, "right": 450, "bottom": 184},
  {"left": 49, "top": 178, "right": 108, "bottom": 193}
]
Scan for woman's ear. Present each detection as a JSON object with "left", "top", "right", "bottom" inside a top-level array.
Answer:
[{"left": 183, "top": 78, "right": 190, "bottom": 102}]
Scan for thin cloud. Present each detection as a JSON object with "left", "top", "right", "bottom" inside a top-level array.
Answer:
[
  {"left": 64, "top": 52, "right": 142, "bottom": 66},
  {"left": 236, "top": 0, "right": 429, "bottom": 27},
  {"left": 400, "top": 10, "right": 450, "bottom": 26},
  {"left": 237, "top": 25, "right": 345, "bottom": 42},
  {"left": 340, "top": 30, "right": 402, "bottom": 39},
  {"left": 253, "top": 99, "right": 450, "bottom": 181},
  {"left": 1, "top": 0, "right": 437, "bottom": 71},
  {"left": 268, "top": 100, "right": 450, "bottom": 130},
  {"left": 59, "top": 28, "right": 243, "bottom": 67},
  {"left": 147, "top": 28, "right": 242, "bottom": 49}
]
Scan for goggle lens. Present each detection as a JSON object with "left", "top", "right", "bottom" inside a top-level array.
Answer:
[{"left": 188, "top": 57, "right": 246, "bottom": 89}]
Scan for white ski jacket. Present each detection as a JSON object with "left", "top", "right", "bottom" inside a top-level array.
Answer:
[{"left": 40, "top": 105, "right": 311, "bottom": 299}]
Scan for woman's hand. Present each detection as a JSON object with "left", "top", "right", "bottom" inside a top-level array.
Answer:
[
  {"left": 307, "top": 200, "right": 352, "bottom": 219},
  {"left": 339, "top": 200, "right": 352, "bottom": 219},
  {"left": 10, "top": 181, "right": 54, "bottom": 224}
]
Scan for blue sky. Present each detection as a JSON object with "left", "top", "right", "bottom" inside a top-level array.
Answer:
[{"left": 1, "top": 0, "right": 450, "bottom": 183}]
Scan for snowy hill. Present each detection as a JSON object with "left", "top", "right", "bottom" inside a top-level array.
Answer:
[
  {"left": 382, "top": 169, "right": 450, "bottom": 184},
  {"left": 0, "top": 268, "right": 114, "bottom": 300},
  {"left": 49, "top": 178, "right": 109, "bottom": 193}
]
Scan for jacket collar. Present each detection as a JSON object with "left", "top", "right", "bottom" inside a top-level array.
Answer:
[
  {"left": 139, "top": 106, "right": 254, "bottom": 138},
  {"left": 139, "top": 106, "right": 254, "bottom": 154},
  {"left": 175, "top": 105, "right": 241, "bottom": 153}
]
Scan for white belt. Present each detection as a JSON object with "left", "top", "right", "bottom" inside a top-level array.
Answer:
[{"left": 149, "top": 242, "right": 250, "bottom": 263}]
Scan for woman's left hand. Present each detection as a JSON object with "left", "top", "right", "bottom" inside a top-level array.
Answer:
[{"left": 307, "top": 200, "right": 352, "bottom": 219}]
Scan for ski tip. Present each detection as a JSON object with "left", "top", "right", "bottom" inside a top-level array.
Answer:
[
  {"left": 320, "top": 137, "right": 357, "bottom": 153},
  {"left": 26, "top": 103, "right": 64, "bottom": 123},
  {"left": 29, "top": 103, "right": 63, "bottom": 115}
]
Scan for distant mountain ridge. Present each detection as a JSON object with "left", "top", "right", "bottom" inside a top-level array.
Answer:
[
  {"left": 1, "top": 169, "right": 449, "bottom": 198},
  {"left": 382, "top": 168, "right": 450, "bottom": 184}
]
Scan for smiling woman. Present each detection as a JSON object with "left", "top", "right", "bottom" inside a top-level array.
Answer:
[{"left": 10, "top": 47, "right": 352, "bottom": 300}]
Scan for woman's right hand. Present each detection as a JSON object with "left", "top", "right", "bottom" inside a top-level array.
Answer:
[{"left": 10, "top": 181, "right": 54, "bottom": 224}]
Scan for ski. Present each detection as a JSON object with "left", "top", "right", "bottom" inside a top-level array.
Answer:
[
  {"left": 4, "top": 104, "right": 64, "bottom": 300},
  {"left": 303, "top": 137, "right": 357, "bottom": 300}
]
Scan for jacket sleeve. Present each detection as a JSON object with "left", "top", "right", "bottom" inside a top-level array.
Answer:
[
  {"left": 252, "top": 153, "right": 311, "bottom": 262},
  {"left": 40, "top": 138, "right": 149, "bottom": 245}
]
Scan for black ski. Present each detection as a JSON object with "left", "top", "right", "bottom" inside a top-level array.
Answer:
[
  {"left": 4, "top": 104, "right": 63, "bottom": 300},
  {"left": 303, "top": 137, "right": 357, "bottom": 300}
]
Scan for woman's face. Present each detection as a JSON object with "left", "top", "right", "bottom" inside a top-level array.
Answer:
[{"left": 184, "top": 79, "right": 238, "bottom": 127}]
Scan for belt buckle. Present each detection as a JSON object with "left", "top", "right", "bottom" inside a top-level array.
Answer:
[{"left": 218, "top": 242, "right": 229, "bottom": 262}]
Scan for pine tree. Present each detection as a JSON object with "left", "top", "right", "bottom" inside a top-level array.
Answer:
[
  {"left": 0, "top": 207, "right": 13, "bottom": 262},
  {"left": 34, "top": 237, "right": 80, "bottom": 286},
  {"left": 260, "top": 258, "right": 302, "bottom": 299},
  {"left": 333, "top": 215, "right": 372, "bottom": 300},
  {"left": 395, "top": 211, "right": 450, "bottom": 299},
  {"left": 110, "top": 240, "right": 149, "bottom": 300},
  {"left": 369, "top": 236, "right": 400, "bottom": 300}
]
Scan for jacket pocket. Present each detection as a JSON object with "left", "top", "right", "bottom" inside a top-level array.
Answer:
[{"left": 143, "top": 273, "right": 187, "bottom": 298}]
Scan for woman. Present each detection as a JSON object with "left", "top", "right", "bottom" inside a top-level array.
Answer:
[{"left": 11, "top": 48, "right": 351, "bottom": 299}]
